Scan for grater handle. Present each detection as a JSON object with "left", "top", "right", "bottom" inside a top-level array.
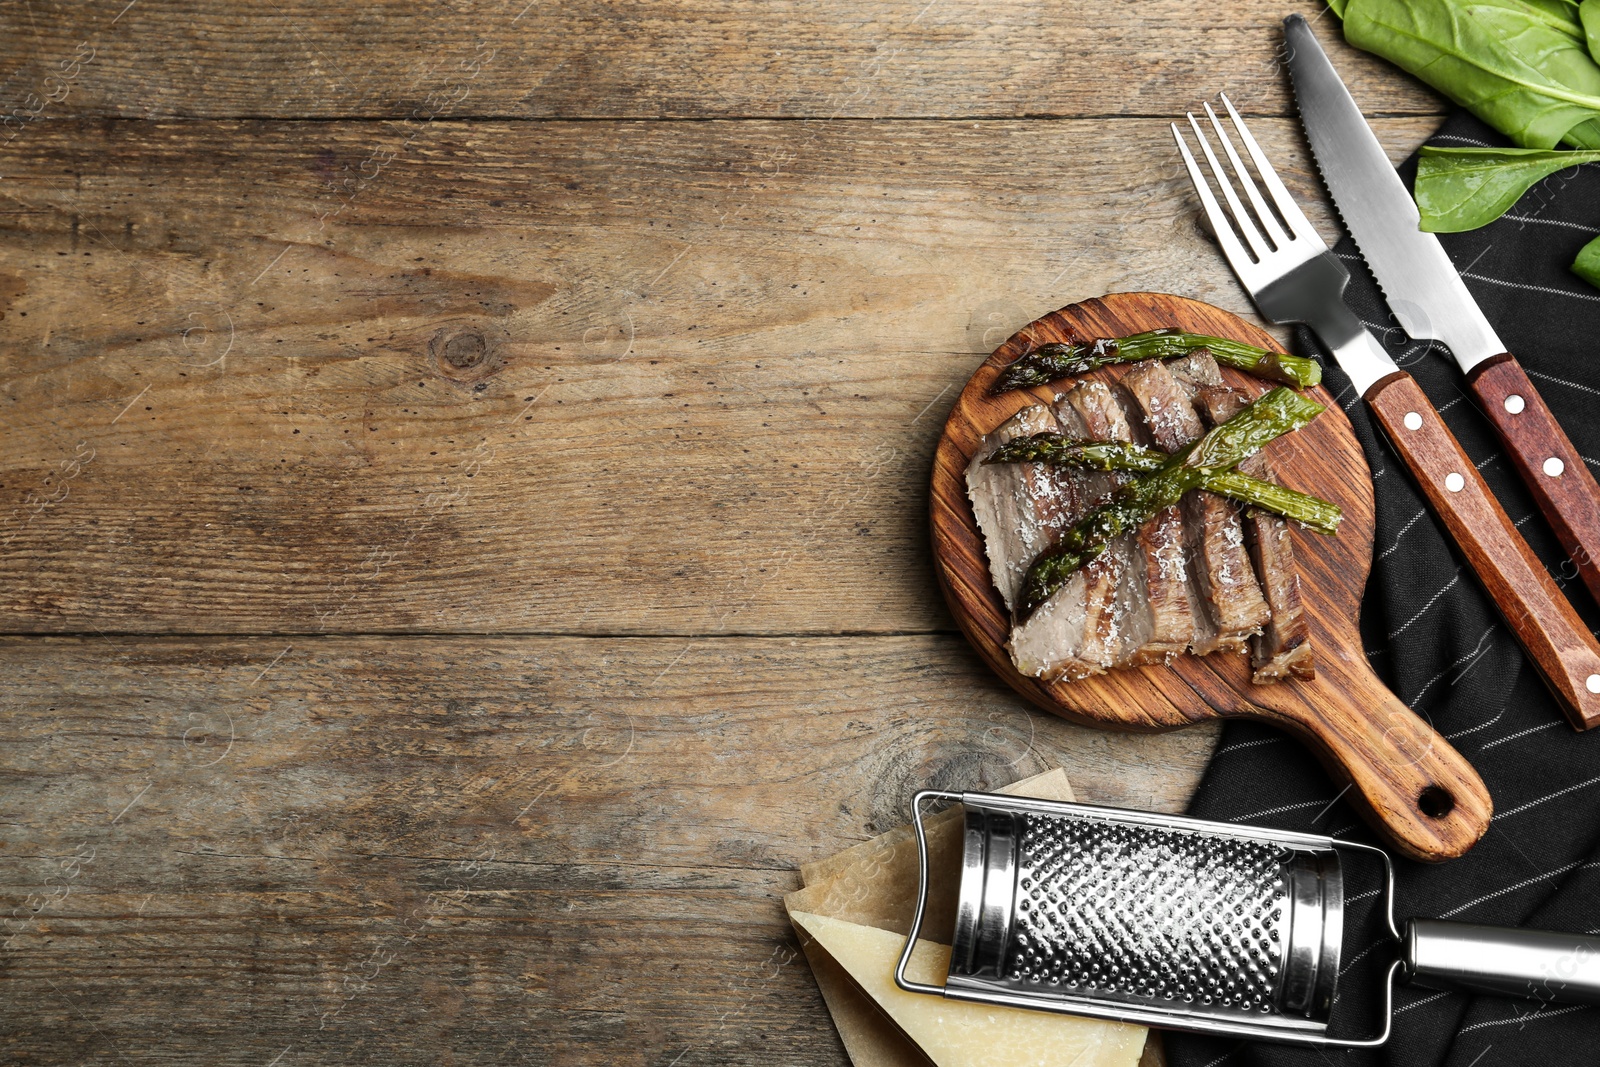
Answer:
[
  {"left": 1405, "top": 919, "right": 1600, "bottom": 1006},
  {"left": 894, "top": 789, "right": 963, "bottom": 998}
]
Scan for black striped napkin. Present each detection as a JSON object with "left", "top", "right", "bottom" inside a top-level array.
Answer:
[{"left": 1167, "top": 112, "right": 1600, "bottom": 1067}]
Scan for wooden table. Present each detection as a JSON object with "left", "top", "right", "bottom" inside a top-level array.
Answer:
[{"left": 0, "top": 4, "right": 1445, "bottom": 1062}]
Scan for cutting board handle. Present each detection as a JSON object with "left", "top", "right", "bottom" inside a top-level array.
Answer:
[{"left": 1249, "top": 654, "right": 1493, "bottom": 862}]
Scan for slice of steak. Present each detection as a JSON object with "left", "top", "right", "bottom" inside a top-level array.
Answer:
[
  {"left": 1008, "top": 398, "right": 1109, "bottom": 683},
  {"left": 1167, "top": 349, "right": 1225, "bottom": 396},
  {"left": 1058, "top": 381, "right": 1151, "bottom": 670},
  {"left": 965, "top": 405, "right": 1075, "bottom": 612},
  {"left": 1243, "top": 503, "right": 1314, "bottom": 682},
  {"left": 1198, "top": 385, "right": 1315, "bottom": 682},
  {"left": 1111, "top": 361, "right": 1197, "bottom": 662},
  {"left": 1122, "top": 359, "right": 1268, "bottom": 655},
  {"left": 1188, "top": 482, "right": 1272, "bottom": 653},
  {"left": 1008, "top": 571, "right": 1094, "bottom": 681},
  {"left": 967, "top": 405, "right": 1099, "bottom": 681}
]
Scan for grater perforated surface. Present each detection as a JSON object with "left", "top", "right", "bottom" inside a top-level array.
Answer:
[{"left": 1007, "top": 812, "right": 1290, "bottom": 1012}]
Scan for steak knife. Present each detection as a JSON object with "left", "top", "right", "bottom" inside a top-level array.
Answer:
[
  {"left": 1283, "top": 14, "right": 1600, "bottom": 729},
  {"left": 1283, "top": 14, "right": 1600, "bottom": 609}
]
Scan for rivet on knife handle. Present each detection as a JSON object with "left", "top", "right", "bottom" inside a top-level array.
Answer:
[
  {"left": 1365, "top": 371, "right": 1600, "bottom": 730},
  {"left": 1467, "top": 353, "right": 1600, "bottom": 607}
]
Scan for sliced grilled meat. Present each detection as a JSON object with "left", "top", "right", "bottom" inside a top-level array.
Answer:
[
  {"left": 1010, "top": 399, "right": 1099, "bottom": 681},
  {"left": 968, "top": 405, "right": 1100, "bottom": 681},
  {"left": 1058, "top": 380, "right": 1154, "bottom": 670},
  {"left": 970, "top": 351, "right": 1315, "bottom": 684},
  {"left": 1167, "top": 349, "right": 1225, "bottom": 395},
  {"left": 1107, "top": 362, "right": 1196, "bottom": 662},
  {"left": 1008, "top": 573, "right": 1094, "bottom": 681},
  {"left": 1121, "top": 359, "right": 1268, "bottom": 655},
  {"left": 966, "top": 405, "right": 1080, "bottom": 611},
  {"left": 1188, "top": 486, "right": 1272, "bottom": 653},
  {"left": 1199, "top": 385, "right": 1315, "bottom": 682}
]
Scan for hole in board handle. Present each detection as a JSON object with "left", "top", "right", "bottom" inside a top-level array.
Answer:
[{"left": 1417, "top": 786, "right": 1455, "bottom": 819}]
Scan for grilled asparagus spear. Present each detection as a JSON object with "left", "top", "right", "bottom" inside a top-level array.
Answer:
[
  {"left": 985, "top": 435, "right": 1341, "bottom": 536},
  {"left": 992, "top": 329, "right": 1321, "bottom": 393},
  {"left": 1016, "top": 386, "right": 1325, "bottom": 617}
]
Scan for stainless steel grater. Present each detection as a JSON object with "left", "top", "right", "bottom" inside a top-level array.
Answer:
[{"left": 896, "top": 791, "right": 1600, "bottom": 1047}]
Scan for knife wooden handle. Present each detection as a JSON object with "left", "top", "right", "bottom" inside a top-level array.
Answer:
[
  {"left": 1366, "top": 370, "right": 1600, "bottom": 730},
  {"left": 1467, "top": 353, "right": 1600, "bottom": 607}
]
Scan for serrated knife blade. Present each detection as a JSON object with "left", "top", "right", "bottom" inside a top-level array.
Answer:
[
  {"left": 1283, "top": 12, "right": 1600, "bottom": 615},
  {"left": 1282, "top": 14, "right": 1503, "bottom": 369}
]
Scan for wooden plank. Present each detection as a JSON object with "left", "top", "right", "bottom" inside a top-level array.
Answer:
[
  {"left": 0, "top": 1, "right": 1444, "bottom": 122},
  {"left": 0, "top": 634, "right": 1217, "bottom": 1064},
  {"left": 0, "top": 115, "right": 1437, "bottom": 634}
]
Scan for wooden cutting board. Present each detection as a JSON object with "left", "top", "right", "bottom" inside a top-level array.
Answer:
[{"left": 930, "top": 292, "right": 1492, "bottom": 862}]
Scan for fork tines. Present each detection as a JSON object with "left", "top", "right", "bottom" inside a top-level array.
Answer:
[{"left": 1171, "top": 94, "right": 1324, "bottom": 292}]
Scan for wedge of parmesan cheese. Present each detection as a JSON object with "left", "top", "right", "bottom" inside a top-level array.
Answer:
[{"left": 788, "top": 910, "right": 1146, "bottom": 1067}]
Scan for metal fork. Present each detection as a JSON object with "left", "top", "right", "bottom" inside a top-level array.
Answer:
[
  {"left": 1173, "top": 95, "right": 1600, "bottom": 730},
  {"left": 1170, "top": 95, "right": 1396, "bottom": 397}
]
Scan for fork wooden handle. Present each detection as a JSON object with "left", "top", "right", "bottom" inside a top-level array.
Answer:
[
  {"left": 1467, "top": 353, "right": 1600, "bottom": 607},
  {"left": 1366, "top": 370, "right": 1600, "bottom": 730}
]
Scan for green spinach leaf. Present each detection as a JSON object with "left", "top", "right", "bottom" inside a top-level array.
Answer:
[
  {"left": 1583, "top": 0, "right": 1600, "bottom": 66},
  {"left": 1573, "top": 233, "right": 1600, "bottom": 287},
  {"left": 1526, "top": 0, "right": 1584, "bottom": 26},
  {"left": 1342, "top": 0, "right": 1600, "bottom": 148},
  {"left": 1414, "top": 145, "right": 1600, "bottom": 229}
]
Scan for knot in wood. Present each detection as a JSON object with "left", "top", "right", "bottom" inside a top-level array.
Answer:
[{"left": 429, "top": 323, "right": 501, "bottom": 383}]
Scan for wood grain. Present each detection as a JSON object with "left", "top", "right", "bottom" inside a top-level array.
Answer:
[
  {"left": 1468, "top": 353, "right": 1600, "bottom": 610},
  {"left": 930, "top": 293, "right": 1492, "bottom": 861},
  {"left": 0, "top": 0, "right": 1444, "bottom": 121},
  {"left": 0, "top": 634, "right": 1214, "bottom": 1065},
  {"left": 0, "top": 116, "right": 1438, "bottom": 635},
  {"left": 1367, "top": 371, "right": 1600, "bottom": 730}
]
